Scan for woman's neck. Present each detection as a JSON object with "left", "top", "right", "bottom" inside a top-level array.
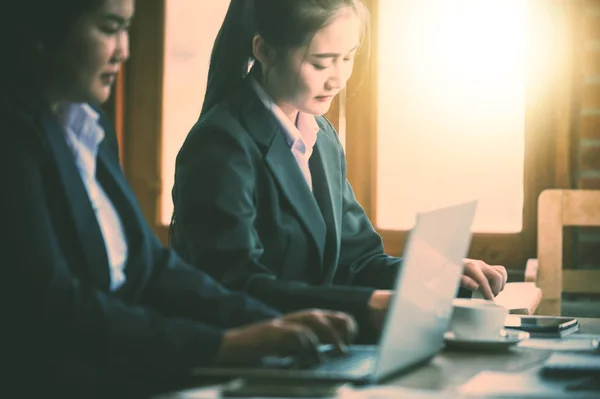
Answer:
[
  {"left": 277, "top": 102, "right": 300, "bottom": 126},
  {"left": 256, "top": 74, "right": 299, "bottom": 126}
]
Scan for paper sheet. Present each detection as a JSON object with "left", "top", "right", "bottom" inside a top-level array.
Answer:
[
  {"left": 342, "top": 386, "right": 463, "bottom": 399},
  {"left": 458, "top": 369, "right": 598, "bottom": 398}
]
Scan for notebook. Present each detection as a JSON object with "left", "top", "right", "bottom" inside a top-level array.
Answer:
[
  {"left": 473, "top": 282, "right": 542, "bottom": 315},
  {"left": 542, "top": 352, "right": 600, "bottom": 376}
]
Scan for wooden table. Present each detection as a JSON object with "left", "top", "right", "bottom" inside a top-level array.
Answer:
[
  {"left": 388, "top": 318, "right": 600, "bottom": 392},
  {"left": 159, "top": 318, "right": 600, "bottom": 398}
]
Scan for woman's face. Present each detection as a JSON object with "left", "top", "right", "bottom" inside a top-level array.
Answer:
[
  {"left": 49, "top": 0, "right": 134, "bottom": 105},
  {"left": 265, "top": 7, "right": 362, "bottom": 117}
]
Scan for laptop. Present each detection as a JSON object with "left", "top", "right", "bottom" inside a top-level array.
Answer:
[{"left": 192, "top": 201, "right": 478, "bottom": 385}]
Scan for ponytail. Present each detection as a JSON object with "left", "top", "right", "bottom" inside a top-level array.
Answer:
[{"left": 200, "top": 0, "right": 256, "bottom": 117}]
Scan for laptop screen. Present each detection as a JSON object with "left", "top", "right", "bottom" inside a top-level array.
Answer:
[{"left": 373, "top": 200, "right": 477, "bottom": 380}]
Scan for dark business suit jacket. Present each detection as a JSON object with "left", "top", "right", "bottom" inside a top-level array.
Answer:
[
  {"left": 171, "top": 82, "right": 403, "bottom": 334},
  {"left": 1, "top": 95, "right": 279, "bottom": 396}
]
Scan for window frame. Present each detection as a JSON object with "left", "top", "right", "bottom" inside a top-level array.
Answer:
[{"left": 122, "top": 0, "right": 168, "bottom": 242}]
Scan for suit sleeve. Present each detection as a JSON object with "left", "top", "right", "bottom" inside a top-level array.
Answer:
[
  {"left": 141, "top": 243, "right": 281, "bottom": 328},
  {"left": 172, "top": 124, "right": 376, "bottom": 332},
  {"left": 3, "top": 131, "right": 240, "bottom": 373}
]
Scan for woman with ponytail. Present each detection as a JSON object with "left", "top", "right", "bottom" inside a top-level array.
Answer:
[{"left": 171, "top": 0, "right": 507, "bottom": 341}]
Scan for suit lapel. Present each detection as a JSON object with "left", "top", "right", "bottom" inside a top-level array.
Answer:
[
  {"left": 265, "top": 132, "right": 327, "bottom": 264},
  {"left": 96, "top": 144, "right": 145, "bottom": 297},
  {"left": 97, "top": 144, "right": 138, "bottom": 228},
  {"left": 42, "top": 111, "right": 111, "bottom": 290},
  {"left": 310, "top": 133, "right": 343, "bottom": 280},
  {"left": 240, "top": 88, "right": 327, "bottom": 266}
]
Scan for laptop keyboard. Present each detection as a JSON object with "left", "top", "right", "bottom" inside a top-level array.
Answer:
[
  {"left": 312, "top": 346, "right": 376, "bottom": 375},
  {"left": 259, "top": 345, "right": 377, "bottom": 378}
]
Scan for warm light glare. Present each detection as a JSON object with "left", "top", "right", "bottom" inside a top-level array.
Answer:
[
  {"left": 376, "top": 0, "right": 526, "bottom": 233},
  {"left": 161, "top": 0, "right": 230, "bottom": 225}
]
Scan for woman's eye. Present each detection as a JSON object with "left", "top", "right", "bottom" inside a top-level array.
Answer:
[
  {"left": 312, "top": 64, "right": 328, "bottom": 70},
  {"left": 100, "top": 24, "right": 129, "bottom": 35},
  {"left": 100, "top": 25, "right": 120, "bottom": 34}
]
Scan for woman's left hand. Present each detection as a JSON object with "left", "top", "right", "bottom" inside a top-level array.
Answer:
[{"left": 460, "top": 259, "right": 508, "bottom": 300}]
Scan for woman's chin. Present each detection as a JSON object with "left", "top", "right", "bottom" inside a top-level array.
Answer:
[{"left": 305, "top": 100, "right": 333, "bottom": 116}]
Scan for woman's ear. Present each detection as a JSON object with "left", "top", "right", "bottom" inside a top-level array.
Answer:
[{"left": 252, "top": 34, "right": 276, "bottom": 67}]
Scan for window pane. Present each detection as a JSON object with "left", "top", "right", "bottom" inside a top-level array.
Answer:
[
  {"left": 376, "top": 0, "right": 525, "bottom": 233},
  {"left": 161, "top": 0, "right": 230, "bottom": 225}
]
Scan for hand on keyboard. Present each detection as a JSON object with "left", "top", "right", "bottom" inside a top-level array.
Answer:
[
  {"left": 216, "top": 309, "right": 357, "bottom": 367},
  {"left": 280, "top": 310, "right": 357, "bottom": 354}
]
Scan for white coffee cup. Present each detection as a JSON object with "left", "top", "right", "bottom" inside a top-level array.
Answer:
[{"left": 448, "top": 298, "right": 508, "bottom": 340}]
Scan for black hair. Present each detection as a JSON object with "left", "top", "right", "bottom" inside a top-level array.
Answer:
[
  {"left": 0, "top": 0, "right": 105, "bottom": 90},
  {"left": 0, "top": 0, "right": 106, "bottom": 158},
  {"left": 200, "top": 0, "right": 368, "bottom": 117}
]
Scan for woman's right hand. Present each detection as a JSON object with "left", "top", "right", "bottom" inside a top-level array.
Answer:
[{"left": 216, "top": 309, "right": 357, "bottom": 366}]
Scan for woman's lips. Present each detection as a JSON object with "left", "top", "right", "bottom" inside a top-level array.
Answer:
[{"left": 315, "top": 95, "right": 333, "bottom": 102}]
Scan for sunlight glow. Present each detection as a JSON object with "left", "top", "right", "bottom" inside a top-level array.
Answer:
[{"left": 376, "top": 0, "right": 526, "bottom": 233}]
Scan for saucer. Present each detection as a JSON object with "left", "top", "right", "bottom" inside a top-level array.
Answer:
[{"left": 444, "top": 329, "right": 530, "bottom": 352}]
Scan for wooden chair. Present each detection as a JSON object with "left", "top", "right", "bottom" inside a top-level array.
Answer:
[{"left": 536, "top": 189, "right": 600, "bottom": 315}]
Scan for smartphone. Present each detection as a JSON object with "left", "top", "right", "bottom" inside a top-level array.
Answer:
[{"left": 505, "top": 315, "right": 579, "bottom": 337}]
